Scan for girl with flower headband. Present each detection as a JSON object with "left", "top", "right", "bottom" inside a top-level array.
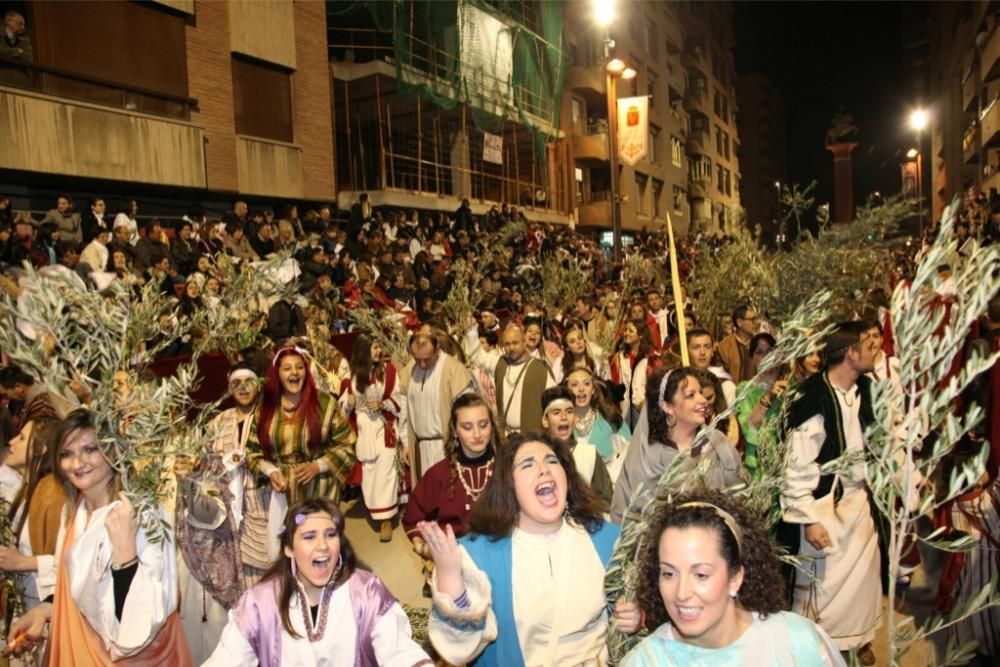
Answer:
[
  {"left": 246, "top": 347, "right": 357, "bottom": 506},
  {"left": 204, "top": 497, "right": 432, "bottom": 666},
  {"left": 622, "top": 489, "right": 844, "bottom": 666},
  {"left": 611, "top": 367, "right": 744, "bottom": 523}
]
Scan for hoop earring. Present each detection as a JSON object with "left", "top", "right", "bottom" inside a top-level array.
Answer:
[{"left": 665, "top": 414, "right": 677, "bottom": 429}]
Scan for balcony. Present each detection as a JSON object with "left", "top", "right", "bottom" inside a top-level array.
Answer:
[
  {"left": 682, "top": 47, "right": 706, "bottom": 75},
  {"left": 572, "top": 130, "right": 609, "bottom": 165},
  {"left": 236, "top": 135, "right": 304, "bottom": 198},
  {"left": 684, "top": 86, "right": 708, "bottom": 113},
  {"left": 963, "top": 69, "right": 980, "bottom": 112},
  {"left": 688, "top": 177, "right": 710, "bottom": 199},
  {"left": 0, "top": 86, "right": 204, "bottom": 187},
  {"left": 963, "top": 122, "right": 980, "bottom": 164},
  {"left": 981, "top": 96, "right": 1000, "bottom": 147},
  {"left": 983, "top": 27, "right": 1000, "bottom": 82},
  {"left": 566, "top": 64, "right": 605, "bottom": 99},
  {"left": 686, "top": 129, "right": 708, "bottom": 155},
  {"left": 578, "top": 191, "right": 612, "bottom": 228}
]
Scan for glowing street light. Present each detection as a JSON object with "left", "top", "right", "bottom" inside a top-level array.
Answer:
[
  {"left": 906, "top": 148, "right": 918, "bottom": 159},
  {"left": 910, "top": 108, "right": 929, "bottom": 132},
  {"left": 606, "top": 58, "right": 626, "bottom": 75},
  {"left": 621, "top": 67, "right": 637, "bottom": 80},
  {"left": 908, "top": 108, "right": 928, "bottom": 234},
  {"left": 593, "top": 0, "right": 615, "bottom": 26}
]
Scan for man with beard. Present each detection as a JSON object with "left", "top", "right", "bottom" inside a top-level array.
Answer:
[{"left": 780, "top": 322, "right": 883, "bottom": 665}]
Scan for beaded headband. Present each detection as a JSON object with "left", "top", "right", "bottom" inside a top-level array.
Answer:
[
  {"left": 657, "top": 369, "right": 674, "bottom": 404},
  {"left": 676, "top": 501, "right": 744, "bottom": 558}
]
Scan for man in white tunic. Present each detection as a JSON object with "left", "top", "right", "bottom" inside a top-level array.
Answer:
[
  {"left": 399, "top": 329, "right": 474, "bottom": 481},
  {"left": 780, "top": 322, "right": 882, "bottom": 665}
]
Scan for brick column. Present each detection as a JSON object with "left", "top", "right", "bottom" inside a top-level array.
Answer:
[{"left": 827, "top": 141, "right": 858, "bottom": 223}]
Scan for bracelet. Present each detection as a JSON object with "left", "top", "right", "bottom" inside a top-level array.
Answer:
[{"left": 111, "top": 556, "right": 138, "bottom": 571}]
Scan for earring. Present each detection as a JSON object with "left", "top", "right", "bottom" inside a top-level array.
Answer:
[
  {"left": 729, "top": 590, "right": 738, "bottom": 599},
  {"left": 665, "top": 414, "right": 676, "bottom": 428}
]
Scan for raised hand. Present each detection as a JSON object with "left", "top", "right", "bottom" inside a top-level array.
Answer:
[{"left": 416, "top": 521, "right": 464, "bottom": 597}]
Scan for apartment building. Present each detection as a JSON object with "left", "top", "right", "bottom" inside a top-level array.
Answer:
[
  {"left": 679, "top": 0, "right": 742, "bottom": 234},
  {"left": 927, "top": 1, "right": 1000, "bottom": 222},
  {"left": 328, "top": 0, "right": 573, "bottom": 223},
  {"left": 736, "top": 73, "right": 787, "bottom": 240},
  {"left": 0, "top": 0, "right": 335, "bottom": 207}
]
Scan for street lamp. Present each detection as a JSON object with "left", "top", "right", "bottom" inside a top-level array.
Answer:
[
  {"left": 910, "top": 108, "right": 928, "bottom": 235},
  {"left": 605, "top": 57, "right": 635, "bottom": 260},
  {"left": 592, "top": 0, "right": 615, "bottom": 26}
]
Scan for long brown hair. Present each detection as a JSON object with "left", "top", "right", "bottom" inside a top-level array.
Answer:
[
  {"left": 443, "top": 394, "right": 503, "bottom": 499},
  {"left": 467, "top": 432, "right": 606, "bottom": 539},
  {"left": 559, "top": 319, "right": 598, "bottom": 379},
  {"left": 562, "top": 366, "right": 623, "bottom": 431},
  {"left": 51, "top": 409, "right": 122, "bottom": 509},
  {"left": 348, "top": 333, "right": 384, "bottom": 394},
  {"left": 9, "top": 418, "right": 59, "bottom": 536},
  {"left": 262, "top": 497, "right": 357, "bottom": 639}
]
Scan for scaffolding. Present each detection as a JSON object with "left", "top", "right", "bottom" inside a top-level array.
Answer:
[{"left": 330, "top": 1, "right": 572, "bottom": 217}]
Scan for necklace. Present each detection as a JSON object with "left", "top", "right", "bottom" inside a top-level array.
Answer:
[
  {"left": 833, "top": 385, "right": 856, "bottom": 408},
  {"left": 574, "top": 409, "right": 597, "bottom": 437},
  {"left": 455, "top": 459, "right": 495, "bottom": 511},
  {"left": 295, "top": 568, "right": 340, "bottom": 642}
]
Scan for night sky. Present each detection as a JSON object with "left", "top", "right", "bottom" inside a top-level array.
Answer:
[{"left": 734, "top": 1, "right": 921, "bottom": 207}]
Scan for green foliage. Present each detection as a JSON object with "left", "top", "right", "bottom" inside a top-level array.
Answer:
[
  {"left": 540, "top": 254, "right": 591, "bottom": 316},
  {"left": 865, "top": 198, "right": 1000, "bottom": 665},
  {"left": 0, "top": 268, "right": 221, "bottom": 543}
]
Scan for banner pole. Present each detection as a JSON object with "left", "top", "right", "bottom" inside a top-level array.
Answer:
[{"left": 665, "top": 212, "right": 689, "bottom": 366}]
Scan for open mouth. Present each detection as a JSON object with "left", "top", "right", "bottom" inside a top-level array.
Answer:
[
  {"left": 311, "top": 555, "right": 332, "bottom": 577},
  {"left": 534, "top": 481, "right": 558, "bottom": 506},
  {"left": 555, "top": 423, "right": 572, "bottom": 437}
]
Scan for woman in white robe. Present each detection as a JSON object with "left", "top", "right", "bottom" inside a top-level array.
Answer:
[
  {"left": 342, "top": 335, "right": 404, "bottom": 542},
  {"left": 6, "top": 409, "right": 192, "bottom": 665},
  {"left": 204, "top": 496, "right": 431, "bottom": 667},
  {"left": 420, "top": 432, "right": 642, "bottom": 666}
]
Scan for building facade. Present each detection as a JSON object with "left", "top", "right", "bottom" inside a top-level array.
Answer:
[
  {"left": 736, "top": 72, "right": 787, "bottom": 241},
  {"left": 927, "top": 1, "right": 1000, "bottom": 222},
  {"left": 0, "top": 0, "right": 334, "bottom": 210}
]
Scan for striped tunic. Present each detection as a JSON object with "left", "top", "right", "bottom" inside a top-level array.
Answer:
[{"left": 246, "top": 392, "right": 356, "bottom": 505}]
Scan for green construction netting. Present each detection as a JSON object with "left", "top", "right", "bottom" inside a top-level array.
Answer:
[{"left": 331, "top": 0, "right": 566, "bottom": 161}]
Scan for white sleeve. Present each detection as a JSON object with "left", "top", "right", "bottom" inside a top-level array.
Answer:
[
  {"left": 106, "top": 509, "right": 180, "bottom": 659},
  {"left": 465, "top": 328, "right": 499, "bottom": 376},
  {"left": 722, "top": 380, "right": 737, "bottom": 409},
  {"left": 371, "top": 602, "right": 434, "bottom": 666},
  {"left": 781, "top": 415, "right": 826, "bottom": 524},
  {"left": 201, "top": 612, "right": 260, "bottom": 666},
  {"left": 34, "top": 554, "right": 56, "bottom": 601},
  {"left": 428, "top": 547, "right": 498, "bottom": 665},
  {"left": 631, "top": 359, "right": 648, "bottom": 409}
]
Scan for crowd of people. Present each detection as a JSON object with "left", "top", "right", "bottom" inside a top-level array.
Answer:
[{"left": 0, "top": 186, "right": 997, "bottom": 667}]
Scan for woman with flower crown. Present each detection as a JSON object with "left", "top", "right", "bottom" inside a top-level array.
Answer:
[{"left": 203, "top": 497, "right": 432, "bottom": 666}]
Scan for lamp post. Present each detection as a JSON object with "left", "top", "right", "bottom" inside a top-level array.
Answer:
[
  {"left": 593, "top": 0, "right": 635, "bottom": 260},
  {"left": 910, "top": 108, "right": 928, "bottom": 236}
]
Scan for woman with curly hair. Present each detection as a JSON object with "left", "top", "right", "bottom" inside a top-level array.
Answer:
[
  {"left": 203, "top": 497, "right": 431, "bottom": 666},
  {"left": 611, "top": 368, "right": 744, "bottom": 523},
  {"left": 622, "top": 489, "right": 843, "bottom": 666},
  {"left": 246, "top": 347, "right": 357, "bottom": 505},
  {"left": 420, "top": 432, "right": 641, "bottom": 666}
]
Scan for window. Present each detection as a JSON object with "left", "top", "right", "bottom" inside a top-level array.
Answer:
[
  {"left": 721, "top": 97, "right": 729, "bottom": 123},
  {"left": 635, "top": 172, "right": 649, "bottom": 215},
  {"left": 649, "top": 124, "right": 660, "bottom": 163},
  {"left": 648, "top": 25, "right": 659, "bottom": 59},
  {"left": 671, "top": 135, "right": 683, "bottom": 167},
  {"left": 723, "top": 134, "right": 730, "bottom": 160},
  {"left": 713, "top": 89, "right": 722, "bottom": 116},
  {"left": 716, "top": 126, "right": 724, "bottom": 155},
  {"left": 690, "top": 156, "right": 712, "bottom": 181},
  {"left": 648, "top": 71, "right": 657, "bottom": 107},
  {"left": 232, "top": 56, "right": 293, "bottom": 143},
  {"left": 716, "top": 164, "right": 725, "bottom": 192},
  {"left": 575, "top": 167, "right": 584, "bottom": 205},
  {"left": 571, "top": 97, "right": 585, "bottom": 134},
  {"left": 673, "top": 185, "right": 685, "bottom": 213},
  {"left": 652, "top": 178, "right": 664, "bottom": 218}
]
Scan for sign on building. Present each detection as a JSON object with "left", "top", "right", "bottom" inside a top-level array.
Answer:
[
  {"left": 483, "top": 132, "right": 504, "bottom": 165},
  {"left": 617, "top": 96, "right": 648, "bottom": 166}
]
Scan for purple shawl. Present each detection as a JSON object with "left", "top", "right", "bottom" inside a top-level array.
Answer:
[{"left": 233, "top": 569, "right": 397, "bottom": 666}]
